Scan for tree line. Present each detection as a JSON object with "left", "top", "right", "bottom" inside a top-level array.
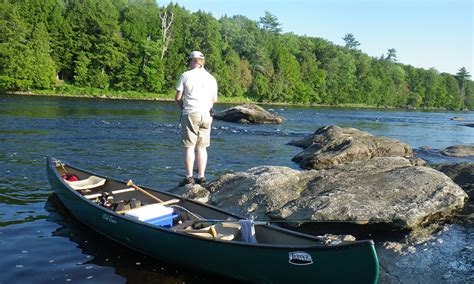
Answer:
[{"left": 1, "top": 0, "right": 472, "bottom": 109}]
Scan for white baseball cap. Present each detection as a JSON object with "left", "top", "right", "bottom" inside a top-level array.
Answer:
[{"left": 188, "top": 51, "right": 205, "bottom": 59}]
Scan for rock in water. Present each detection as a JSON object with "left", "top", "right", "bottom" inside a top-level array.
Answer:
[
  {"left": 432, "top": 163, "right": 474, "bottom": 192},
  {"left": 213, "top": 103, "right": 283, "bottom": 124},
  {"left": 290, "top": 126, "right": 414, "bottom": 169},
  {"left": 440, "top": 145, "right": 474, "bottom": 157},
  {"left": 432, "top": 162, "right": 474, "bottom": 222}
]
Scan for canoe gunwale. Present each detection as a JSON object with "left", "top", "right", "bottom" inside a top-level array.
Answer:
[
  {"left": 46, "top": 157, "right": 376, "bottom": 250},
  {"left": 48, "top": 157, "right": 374, "bottom": 250}
]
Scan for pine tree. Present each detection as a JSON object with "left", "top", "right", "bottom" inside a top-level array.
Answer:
[
  {"left": 386, "top": 48, "right": 397, "bottom": 62},
  {"left": 455, "top": 67, "right": 471, "bottom": 109},
  {"left": 259, "top": 11, "right": 282, "bottom": 34},
  {"left": 342, "top": 33, "right": 360, "bottom": 51}
]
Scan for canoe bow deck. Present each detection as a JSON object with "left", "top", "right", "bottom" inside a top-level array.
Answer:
[{"left": 46, "top": 158, "right": 379, "bottom": 283}]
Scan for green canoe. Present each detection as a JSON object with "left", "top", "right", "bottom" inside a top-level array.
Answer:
[{"left": 46, "top": 158, "right": 379, "bottom": 283}]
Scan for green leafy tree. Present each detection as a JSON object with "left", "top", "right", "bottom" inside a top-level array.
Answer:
[
  {"left": 28, "top": 23, "right": 57, "bottom": 88},
  {"left": 464, "top": 80, "right": 474, "bottom": 109},
  {"left": 142, "top": 39, "right": 165, "bottom": 92},
  {"left": 218, "top": 49, "right": 251, "bottom": 97},
  {"left": 220, "top": 15, "right": 259, "bottom": 61},
  {"left": 0, "top": 2, "right": 32, "bottom": 90},
  {"left": 115, "top": 0, "right": 165, "bottom": 92},
  {"left": 325, "top": 51, "right": 356, "bottom": 104},
  {"left": 353, "top": 53, "right": 373, "bottom": 104},
  {"left": 440, "top": 73, "right": 461, "bottom": 109},
  {"left": 420, "top": 68, "right": 441, "bottom": 108},
  {"left": 66, "top": 0, "right": 123, "bottom": 88},
  {"left": 249, "top": 72, "right": 271, "bottom": 102},
  {"left": 189, "top": 11, "right": 225, "bottom": 71},
  {"left": 299, "top": 51, "right": 326, "bottom": 104},
  {"left": 0, "top": 2, "right": 56, "bottom": 90},
  {"left": 271, "top": 41, "right": 306, "bottom": 103},
  {"left": 1, "top": 0, "right": 472, "bottom": 109}
]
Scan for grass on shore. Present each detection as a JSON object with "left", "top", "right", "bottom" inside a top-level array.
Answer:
[
  {"left": 16, "top": 85, "right": 256, "bottom": 104},
  {"left": 7, "top": 84, "right": 466, "bottom": 110}
]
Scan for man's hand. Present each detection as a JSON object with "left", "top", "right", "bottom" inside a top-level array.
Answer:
[{"left": 175, "top": 90, "right": 183, "bottom": 109}]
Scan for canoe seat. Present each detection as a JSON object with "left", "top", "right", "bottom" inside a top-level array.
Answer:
[
  {"left": 83, "top": 187, "right": 135, "bottom": 200},
  {"left": 66, "top": 175, "right": 106, "bottom": 190},
  {"left": 184, "top": 222, "right": 241, "bottom": 241}
]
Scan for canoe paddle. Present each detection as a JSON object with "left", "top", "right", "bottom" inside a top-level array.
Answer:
[{"left": 127, "top": 179, "right": 164, "bottom": 203}]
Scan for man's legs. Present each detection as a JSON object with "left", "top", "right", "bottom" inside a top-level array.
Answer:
[
  {"left": 180, "top": 113, "right": 211, "bottom": 186},
  {"left": 196, "top": 146, "right": 208, "bottom": 179},
  {"left": 184, "top": 146, "right": 195, "bottom": 178}
]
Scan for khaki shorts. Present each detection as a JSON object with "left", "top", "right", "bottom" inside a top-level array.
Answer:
[{"left": 181, "top": 112, "right": 213, "bottom": 148}]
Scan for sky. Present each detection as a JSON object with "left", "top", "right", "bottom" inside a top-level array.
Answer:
[{"left": 167, "top": 0, "right": 473, "bottom": 75}]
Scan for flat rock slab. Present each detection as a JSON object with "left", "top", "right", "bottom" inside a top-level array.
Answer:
[
  {"left": 206, "top": 158, "right": 467, "bottom": 230},
  {"left": 290, "top": 126, "right": 414, "bottom": 169},
  {"left": 213, "top": 103, "right": 283, "bottom": 124}
]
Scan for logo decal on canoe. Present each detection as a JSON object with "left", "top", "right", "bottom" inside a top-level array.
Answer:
[
  {"left": 289, "top": 251, "right": 313, "bottom": 265},
  {"left": 102, "top": 213, "right": 117, "bottom": 224}
]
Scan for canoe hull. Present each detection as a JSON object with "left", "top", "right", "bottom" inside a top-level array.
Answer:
[{"left": 46, "top": 158, "right": 379, "bottom": 283}]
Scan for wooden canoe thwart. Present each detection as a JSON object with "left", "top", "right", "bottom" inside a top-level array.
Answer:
[{"left": 46, "top": 157, "right": 379, "bottom": 283}]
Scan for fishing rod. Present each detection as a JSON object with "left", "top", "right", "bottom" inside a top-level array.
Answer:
[
  {"left": 176, "top": 112, "right": 182, "bottom": 135},
  {"left": 191, "top": 218, "right": 384, "bottom": 226}
]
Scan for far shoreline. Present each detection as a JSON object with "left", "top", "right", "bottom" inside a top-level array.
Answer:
[{"left": 3, "top": 90, "right": 472, "bottom": 112}]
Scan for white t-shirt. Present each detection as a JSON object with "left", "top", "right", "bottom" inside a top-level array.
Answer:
[{"left": 176, "top": 67, "right": 218, "bottom": 115}]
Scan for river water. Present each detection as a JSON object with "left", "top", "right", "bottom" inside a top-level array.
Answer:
[{"left": 0, "top": 94, "right": 473, "bottom": 283}]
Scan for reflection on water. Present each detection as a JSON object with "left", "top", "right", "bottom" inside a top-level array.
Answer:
[
  {"left": 45, "top": 195, "right": 237, "bottom": 283},
  {"left": 0, "top": 93, "right": 473, "bottom": 283}
]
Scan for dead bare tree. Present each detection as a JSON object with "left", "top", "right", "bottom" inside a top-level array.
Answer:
[{"left": 160, "top": 9, "right": 174, "bottom": 60}]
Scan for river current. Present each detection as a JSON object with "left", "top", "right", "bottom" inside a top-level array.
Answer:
[{"left": 0, "top": 94, "right": 473, "bottom": 283}]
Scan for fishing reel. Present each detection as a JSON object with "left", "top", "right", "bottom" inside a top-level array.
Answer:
[{"left": 98, "top": 192, "right": 114, "bottom": 208}]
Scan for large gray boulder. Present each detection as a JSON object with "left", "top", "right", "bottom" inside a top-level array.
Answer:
[
  {"left": 206, "top": 158, "right": 467, "bottom": 230},
  {"left": 440, "top": 145, "right": 474, "bottom": 157},
  {"left": 290, "top": 126, "right": 415, "bottom": 169},
  {"left": 213, "top": 103, "right": 283, "bottom": 124}
]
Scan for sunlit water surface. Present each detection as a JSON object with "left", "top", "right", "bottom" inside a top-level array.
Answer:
[{"left": 1, "top": 94, "right": 473, "bottom": 282}]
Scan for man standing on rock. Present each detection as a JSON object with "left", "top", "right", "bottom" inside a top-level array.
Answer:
[{"left": 175, "top": 51, "right": 218, "bottom": 186}]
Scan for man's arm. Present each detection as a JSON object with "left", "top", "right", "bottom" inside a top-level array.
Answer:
[
  {"left": 175, "top": 90, "right": 183, "bottom": 109},
  {"left": 212, "top": 78, "right": 218, "bottom": 103}
]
